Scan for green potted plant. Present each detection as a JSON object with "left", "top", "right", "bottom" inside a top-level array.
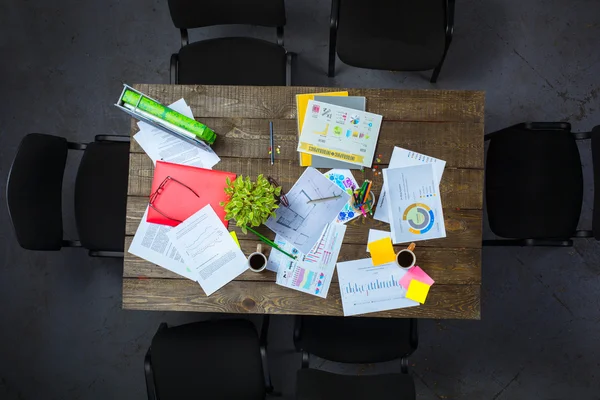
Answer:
[{"left": 221, "top": 174, "right": 281, "bottom": 234}]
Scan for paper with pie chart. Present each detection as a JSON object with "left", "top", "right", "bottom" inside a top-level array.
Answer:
[
  {"left": 297, "top": 100, "right": 383, "bottom": 168},
  {"left": 267, "top": 223, "right": 347, "bottom": 298},
  {"left": 382, "top": 164, "right": 446, "bottom": 244}
]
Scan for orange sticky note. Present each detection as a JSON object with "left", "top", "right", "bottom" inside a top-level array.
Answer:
[
  {"left": 230, "top": 231, "right": 240, "bottom": 248},
  {"left": 367, "top": 237, "right": 396, "bottom": 266},
  {"left": 406, "top": 280, "right": 430, "bottom": 304}
]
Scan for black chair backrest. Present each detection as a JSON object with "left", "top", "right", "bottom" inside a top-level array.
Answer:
[
  {"left": 168, "top": 0, "right": 285, "bottom": 29},
  {"left": 6, "top": 134, "right": 68, "bottom": 250},
  {"left": 592, "top": 128, "right": 600, "bottom": 240}
]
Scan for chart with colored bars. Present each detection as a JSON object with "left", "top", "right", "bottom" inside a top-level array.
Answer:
[
  {"left": 292, "top": 267, "right": 326, "bottom": 295},
  {"left": 304, "top": 229, "right": 332, "bottom": 265},
  {"left": 344, "top": 274, "right": 402, "bottom": 296},
  {"left": 403, "top": 203, "right": 435, "bottom": 235}
]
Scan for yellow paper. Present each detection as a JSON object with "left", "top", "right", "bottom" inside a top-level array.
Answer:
[
  {"left": 230, "top": 231, "right": 240, "bottom": 248},
  {"left": 406, "top": 280, "right": 430, "bottom": 304},
  {"left": 367, "top": 237, "right": 397, "bottom": 266},
  {"left": 296, "top": 91, "right": 348, "bottom": 166}
]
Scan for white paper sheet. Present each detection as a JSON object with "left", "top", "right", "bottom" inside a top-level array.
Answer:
[
  {"left": 134, "top": 99, "right": 220, "bottom": 169},
  {"left": 374, "top": 147, "right": 446, "bottom": 223},
  {"left": 323, "top": 169, "right": 361, "bottom": 224},
  {"left": 297, "top": 100, "right": 383, "bottom": 168},
  {"left": 267, "top": 223, "right": 346, "bottom": 298},
  {"left": 337, "top": 258, "right": 419, "bottom": 316},
  {"left": 128, "top": 207, "right": 198, "bottom": 281},
  {"left": 365, "top": 229, "right": 392, "bottom": 252},
  {"left": 167, "top": 205, "right": 247, "bottom": 296},
  {"left": 383, "top": 164, "right": 446, "bottom": 244},
  {"left": 265, "top": 167, "right": 350, "bottom": 254}
]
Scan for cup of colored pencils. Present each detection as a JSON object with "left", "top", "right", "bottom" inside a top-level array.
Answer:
[{"left": 352, "top": 180, "right": 376, "bottom": 217}]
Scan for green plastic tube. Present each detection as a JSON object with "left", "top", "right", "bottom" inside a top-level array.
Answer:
[{"left": 122, "top": 89, "right": 216, "bottom": 145}]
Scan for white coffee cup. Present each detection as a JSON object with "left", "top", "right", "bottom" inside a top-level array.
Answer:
[
  {"left": 396, "top": 243, "right": 416, "bottom": 270},
  {"left": 248, "top": 243, "right": 267, "bottom": 272}
]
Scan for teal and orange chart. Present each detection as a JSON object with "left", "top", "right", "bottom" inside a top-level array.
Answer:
[{"left": 403, "top": 203, "right": 435, "bottom": 234}]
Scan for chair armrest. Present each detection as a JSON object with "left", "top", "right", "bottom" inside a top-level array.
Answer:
[
  {"left": 95, "top": 135, "right": 130, "bottom": 143},
  {"left": 144, "top": 348, "right": 157, "bottom": 400},
  {"left": 88, "top": 250, "right": 125, "bottom": 257},
  {"left": 482, "top": 239, "right": 573, "bottom": 247},
  {"left": 524, "top": 122, "right": 571, "bottom": 131},
  {"left": 277, "top": 26, "right": 284, "bottom": 46},
  {"left": 446, "top": 0, "right": 455, "bottom": 38},
  {"left": 170, "top": 53, "right": 178, "bottom": 84},
  {"left": 330, "top": 0, "right": 340, "bottom": 31},
  {"left": 260, "top": 315, "right": 274, "bottom": 393},
  {"left": 286, "top": 52, "right": 294, "bottom": 86}
]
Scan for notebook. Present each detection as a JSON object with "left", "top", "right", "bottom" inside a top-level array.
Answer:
[{"left": 146, "top": 161, "right": 236, "bottom": 227}]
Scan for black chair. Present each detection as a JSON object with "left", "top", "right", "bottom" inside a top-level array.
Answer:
[
  {"left": 6, "top": 133, "right": 130, "bottom": 257},
  {"left": 329, "top": 0, "right": 455, "bottom": 83},
  {"left": 144, "top": 318, "right": 274, "bottom": 400},
  {"left": 484, "top": 122, "right": 600, "bottom": 246},
  {"left": 294, "top": 316, "right": 418, "bottom": 400},
  {"left": 168, "top": 0, "right": 292, "bottom": 86}
]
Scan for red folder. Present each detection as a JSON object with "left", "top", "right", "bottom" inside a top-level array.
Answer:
[{"left": 147, "top": 161, "right": 236, "bottom": 227}]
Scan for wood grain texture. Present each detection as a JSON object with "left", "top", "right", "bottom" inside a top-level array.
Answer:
[
  {"left": 125, "top": 195, "right": 482, "bottom": 249},
  {"left": 133, "top": 84, "right": 484, "bottom": 123},
  {"left": 123, "top": 85, "right": 484, "bottom": 319},
  {"left": 130, "top": 118, "right": 484, "bottom": 169},
  {"left": 122, "top": 278, "right": 480, "bottom": 319},
  {"left": 126, "top": 154, "right": 483, "bottom": 209},
  {"left": 123, "top": 236, "right": 481, "bottom": 284}
]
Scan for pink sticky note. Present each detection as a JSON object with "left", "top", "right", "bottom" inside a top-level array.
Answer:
[{"left": 400, "top": 266, "right": 435, "bottom": 289}]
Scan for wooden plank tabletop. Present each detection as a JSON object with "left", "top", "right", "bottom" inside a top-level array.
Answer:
[{"left": 123, "top": 84, "right": 484, "bottom": 319}]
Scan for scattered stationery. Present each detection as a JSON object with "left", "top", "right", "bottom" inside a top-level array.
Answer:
[
  {"left": 367, "top": 237, "right": 397, "bottom": 266},
  {"left": 307, "top": 195, "right": 342, "bottom": 204},
  {"left": 147, "top": 161, "right": 236, "bottom": 227},
  {"left": 382, "top": 164, "right": 446, "bottom": 244},
  {"left": 309, "top": 95, "right": 367, "bottom": 169},
  {"left": 337, "top": 258, "right": 419, "bottom": 316},
  {"left": 323, "top": 169, "right": 360, "bottom": 224},
  {"left": 265, "top": 167, "right": 350, "bottom": 254},
  {"left": 366, "top": 229, "right": 392, "bottom": 252},
  {"left": 245, "top": 225, "right": 297, "bottom": 260},
  {"left": 269, "top": 121, "right": 275, "bottom": 165},
  {"left": 167, "top": 205, "right": 247, "bottom": 296},
  {"left": 399, "top": 266, "right": 435, "bottom": 289},
  {"left": 296, "top": 91, "right": 348, "bottom": 167},
  {"left": 405, "top": 279, "right": 431, "bottom": 304},
  {"left": 297, "top": 100, "right": 383, "bottom": 168},
  {"left": 267, "top": 223, "right": 346, "bottom": 298},
  {"left": 134, "top": 98, "right": 221, "bottom": 169},
  {"left": 128, "top": 207, "right": 197, "bottom": 281},
  {"left": 375, "top": 147, "right": 446, "bottom": 223}
]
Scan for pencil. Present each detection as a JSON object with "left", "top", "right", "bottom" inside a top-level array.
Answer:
[
  {"left": 363, "top": 180, "right": 372, "bottom": 204},
  {"left": 245, "top": 226, "right": 297, "bottom": 260},
  {"left": 269, "top": 121, "right": 274, "bottom": 165}
]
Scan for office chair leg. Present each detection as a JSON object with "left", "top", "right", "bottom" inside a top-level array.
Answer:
[
  {"left": 260, "top": 315, "right": 274, "bottom": 394},
  {"left": 328, "top": 0, "right": 340, "bottom": 77},
  {"left": 286, "top": 52, "right": 294, "bottom": 86},
  {"left": 431, "top": 46, "right": 450, "bottom": 83}
]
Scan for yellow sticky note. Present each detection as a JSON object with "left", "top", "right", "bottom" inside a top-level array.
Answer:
[
  {"left": 367, "top": 237, "right": 397, "bottom": 266},
  {"left": 406, "top": 280, "right": 430, "bottom": 304},
  {"left": 230, "top": 231, "right": 240, "bottom": 248}
]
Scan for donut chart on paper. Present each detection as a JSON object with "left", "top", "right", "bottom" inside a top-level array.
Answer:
[{"left": 403, "top": 203, "right": 435, "bottom": 234}]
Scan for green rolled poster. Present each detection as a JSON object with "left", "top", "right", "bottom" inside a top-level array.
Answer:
[{"left": 121, "top": 89, "right": 216, "bottom": 145}]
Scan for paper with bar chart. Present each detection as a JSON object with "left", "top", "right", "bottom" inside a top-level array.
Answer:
[
  {"left": 337, "top": 258, "right": 419, "bottom": 316},
  {"left": 267, "top": 223, "right": 346, "bottom": 298}
]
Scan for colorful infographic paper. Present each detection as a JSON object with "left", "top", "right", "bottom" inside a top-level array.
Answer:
[
  {"left": 297, "top": 100, "right": 383, "bottom": 168},
  {"left": 323, "top": 169, "right": 360, "bottom": 224}
]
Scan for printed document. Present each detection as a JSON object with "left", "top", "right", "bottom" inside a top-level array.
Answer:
[
  {"left": 267, "top": 223, "right": 346, "bottom": 298},
  {"left": 134, "top": 98, "right": 220, "bottom": 169},
  {"left": 383, "top": 164, "right": 446, "bottom": 244},
  {"left": 297, "top": 100, "right": 383, "bottom": 168},
  {"left": 167, "top": 205, "right": 247, "bottom": 296},
  {"left": 323, "top": 169, "right": 360, "bottom": 224},
  {"left": 128, "top": 207, "right": 198, "bottom": 281},
  {"left": 375, "top": 147, "right": 446, "bottom": 223},
  {"left": 265, "top": 168, "right": 350, "bottom": 254},
  {"left": 337, "top": 258, "right": 419, "bottom": 316}
]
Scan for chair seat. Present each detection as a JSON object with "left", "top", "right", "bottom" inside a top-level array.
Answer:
[
  {"left": 177, "top": 37, "right": 286, "bottom": 85},
  {"left": 486, "top": 126, "right": 583, "bottom": 239},
  {"left": 296, "top": 369, "right": 415, "bottom": 400},
  {"left": 295, "top": 316, "right": 415, "bottom": 363},
  {"left": 151, "top": 319, "right": 265, "bottom": 400},
  {"left": 75, "top": 141, "right": 129, "bottom": 252},
  {"left": 336, "top": 0, "right": 446, "bottom": 71}
]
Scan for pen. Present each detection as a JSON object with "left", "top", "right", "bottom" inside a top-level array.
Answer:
[
  {"left": 245, "top": 225, "right": 297, "bottom": 260},
  {"left": 307, "top": 195, "right": 342, "bottom": 204},
  {"left": 269, "top": 121, "right": 274, "bottom": 165},
  {"left": 363, "top": 180, "right": 372, "bottom": 204}
]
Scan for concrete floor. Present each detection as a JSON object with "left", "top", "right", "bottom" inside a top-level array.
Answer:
[{"left": 1, "top": 0, "right": 599, "bottom": 398}]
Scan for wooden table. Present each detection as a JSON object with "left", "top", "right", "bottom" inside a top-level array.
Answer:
[{"left": 123, "top": 85, "right": 484, "bottom": 319}]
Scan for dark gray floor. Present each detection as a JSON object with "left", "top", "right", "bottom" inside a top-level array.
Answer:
[{"left": 1, "top": 0, "right": 599, "bottom": 399}]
